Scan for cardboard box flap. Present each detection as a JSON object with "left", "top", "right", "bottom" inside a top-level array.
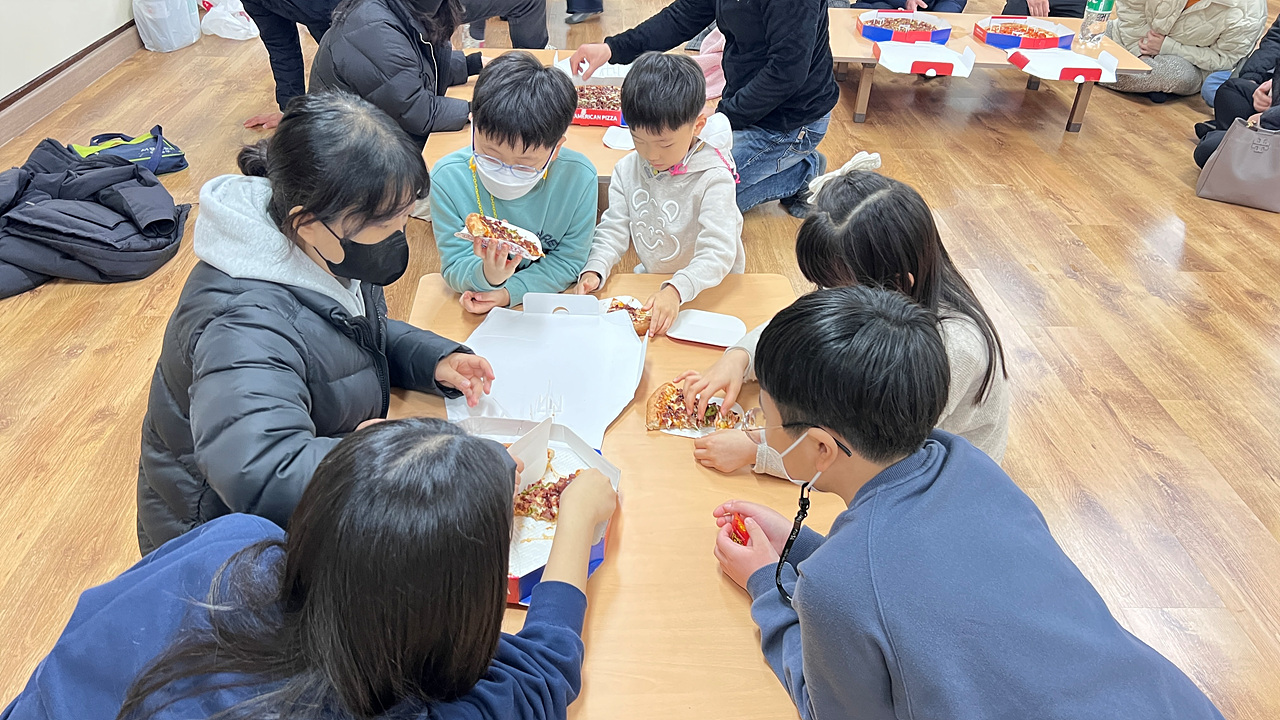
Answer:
[
  {"left": 553, "top": 51, "right": 630, "bottom": 86},
  {"left": 873, "top": 43, "right": 976, "bottom": 78},
  {"left": 1007, "top": 48, "right": 1118, "bottom": 83}
]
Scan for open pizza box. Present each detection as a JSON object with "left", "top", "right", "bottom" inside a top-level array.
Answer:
[
  {"left": 445, "top": 292, "right": 647, "bottom": 449},
  {"left": 460, "top": 416, "right": 621, "bottom": 606},
  {"left": 856, "top": 10, "right": 952, "bottom": 44},
  {"left": 873, "top": 42, "right": 976, "bottom": 78},
  {"left": 974, "top": 16, "right": 1075, "bottom": 50},
  {"left": 1007, "top": 48, "right": 1118, "bottom": 83},
  {"left": 553, "top": 51, "right": 629, "bottom": 127}
]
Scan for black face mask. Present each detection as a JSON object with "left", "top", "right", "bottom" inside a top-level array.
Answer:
[{"left": 318, "top": 220, "right": 410, "bottom": 286}]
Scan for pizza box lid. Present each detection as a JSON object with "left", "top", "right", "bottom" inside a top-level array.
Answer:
[
  {"left": 974, "top": 16, "right": 1075, "bottom": 50},
  {"left": 1007, "top": 48, "right": 1118, "bottom": 83},
  {"left": 873, "top": 42, "right": 977, "bottom": 78},
  {"left": 460, "top": 416, "right": 621, "bottom": 606},
  {"left": 856, "top": 10, "right": 952, "bottom": 45},
  {"left": 554, "top": 50, "right": 630, "bottom": 86},
  {"left": 667, "top": 308, "right": 748, "bottom": 348},
  {"left": 445, "top": 292, "right": 647, "bottom": 448}
]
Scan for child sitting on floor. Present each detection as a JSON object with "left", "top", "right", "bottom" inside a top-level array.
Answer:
[
  {"left": 432, "top": 52, "right": 599, "bottom": 315},
  {"left": 712, "top": 286, "right": 1225, "bottom": 720},
  {"left": 573, "top": 52, "right": 744, "bottom": 336}
]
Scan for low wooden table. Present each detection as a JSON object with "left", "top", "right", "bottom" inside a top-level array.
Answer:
[
  {"left": 423, "top": 49, "right": 628, "bottom": 181},
  {"left": 390, "top": 273, "right": 850, "bottom": 718},
  {"left": 828, "top": 10, "right": 1151, "bottom": 131}
]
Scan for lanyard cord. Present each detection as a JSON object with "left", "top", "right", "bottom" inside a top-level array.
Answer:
[
  {"left": 470, "top": 160, "right": 498, "bottom": 218},
  {"left": 775, "top": 483, "right": 812, "bottom": 606}
]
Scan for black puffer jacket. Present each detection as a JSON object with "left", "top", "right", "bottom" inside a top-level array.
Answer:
[
  {"left": 1239, "top": 15, "right": 1280, "bottom": 84},
  {"left": 137, "top": 175, "right": 469, "bottom": 553},
  {"left": 309, "top": 0, "right": 471, "bottom": 148}
]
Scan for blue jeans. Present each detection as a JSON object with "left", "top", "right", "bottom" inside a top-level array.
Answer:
[
  {"left": 1201, "top": 70, "right": 1231, "bottom": 107},
  {"left": 732, "top": 114, "right": 830, "bottom": 213}
]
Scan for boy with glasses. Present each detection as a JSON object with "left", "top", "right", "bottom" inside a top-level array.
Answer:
[
  {"left": 431, "top": 52, "right": 599, "bottom": 314},
  {"left": 712, "top": 286, "right": 1224, "bottom": 720}
]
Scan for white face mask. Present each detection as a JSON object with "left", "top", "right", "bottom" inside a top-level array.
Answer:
[
  {"left": 775, "top": 430, "right": 822, "bottom": 489},
  {"left": 475, "top": 161, "right": 543, "bottom": 201}
]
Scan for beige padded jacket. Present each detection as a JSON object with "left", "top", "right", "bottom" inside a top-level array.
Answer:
[{"left": 1110, "top": 0, "right": 1268, "bottom": 71}]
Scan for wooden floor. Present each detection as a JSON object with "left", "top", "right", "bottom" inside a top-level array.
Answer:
[{"left": 3, "top": 1, "right": 1280, "bottom": 715}]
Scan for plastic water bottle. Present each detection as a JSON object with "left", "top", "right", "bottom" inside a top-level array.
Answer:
[{"left": 1079, "top": 0, "right": 1114, "bottom": 47}]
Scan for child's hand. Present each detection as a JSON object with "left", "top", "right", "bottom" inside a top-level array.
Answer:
[
  {"left": 460, "top": 289, "right": 510, "bottom": 314},
  {"left": 543, "top": 468, "right": 619, "bottom": 591},
  {"left": 559, "top": 469, "right": 619, "bottom": 529},
  {"left": 473, "top": 238, "right": 521, "bottom": 286},
  {"left": 643, "top": 285, "right": 681, "bottom": 337},
  {"left": 713, "top": 500, "right": 791, "bottom": 555},
  {"left": 674, "top": 347, "right": 750, "bottom": 419},
  {"left": 433, "top": 352, "right": 496, "bottom": 407},
  {"left": 573, "top": 272, "right": 603, "bottom": 295},
  {"left": 713, "top": 516, "right": 781, "bottom": 590},
  {"left": 694, "top": 430, "right": 759, "bottom": 474}
]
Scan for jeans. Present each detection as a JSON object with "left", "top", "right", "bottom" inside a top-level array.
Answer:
[
  {"left": 1201, "top": 70, "right": 1232, "bottom": 107},
  {"left": 462, "top": 0, "right": 549, "bottom": 48},
  {"left": 732, "top": 114, "right": 830, "bottom": 213}
]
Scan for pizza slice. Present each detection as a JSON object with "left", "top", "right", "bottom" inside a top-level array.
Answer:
[
  {"left": 645, "top": 382, "right": 743, "bottom": 432},
  {"left": 513, "top": 470, "right": 580, "bottom": 522},
  {"left": 464, "top": 213, "right": 546, "bottom": 259},
  {"left": 607, "top": 297, "right": 651, "bottom": 336}
]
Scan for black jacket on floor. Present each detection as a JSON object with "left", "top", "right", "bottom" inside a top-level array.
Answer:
[
  {"left": 0, "top": 140, "right": 189, "bottom": 299},
  {"left": 309, "top": 0, "right": 471, "bottom": 148},
  {"left": 604, "top": 0, "right": 840, "bottom": 133},
  {"left": 1239, "top": 16, "right": 1280, "bottom": 85}
]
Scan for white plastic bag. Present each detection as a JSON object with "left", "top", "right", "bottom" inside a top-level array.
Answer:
[
  {"left": 133, "top": 0, "right": 201, "bottom": 52},
  {"left": 200, "top": 0, "right": 260, "bottom": 40}
]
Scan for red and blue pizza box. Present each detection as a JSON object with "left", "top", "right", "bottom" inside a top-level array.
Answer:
[
  {"left": 974, "top": 16, "right": 1074, "bottom": 50},
  {"left": 572, "top": 107, "right": 627, "bottom": 128},
  {"left": 873, "top": 42, "right": 976, "bottom": 78},
  {"left": 1006, "top": 48, "right": 1118, "bottom": 83},
  {"left": 856, "top": 10, "right": 952, "bottom": 45},
  {"left": 459, "top": 417, "right": 621, "bottom": 607}
]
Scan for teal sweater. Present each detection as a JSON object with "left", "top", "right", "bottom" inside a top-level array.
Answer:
[{"left": 430, "top": 147, "right": 598, "bottom": 306}]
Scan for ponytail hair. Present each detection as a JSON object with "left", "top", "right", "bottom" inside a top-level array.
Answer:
[
  {"left": 795, "top": 169, "right": 1008, "bottom": 402},
  {"left": 237, "top": 140, "right": 270, "bottom": 178}
]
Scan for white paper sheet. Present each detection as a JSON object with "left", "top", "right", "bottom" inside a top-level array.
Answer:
[
  {"left": 603, "top": 125, "right": 635, "bottom": 150},
  {"left": 447, "top": 294, "right": 647, "bottom": 448}
]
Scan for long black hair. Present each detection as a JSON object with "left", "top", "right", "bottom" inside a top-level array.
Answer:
[
  {"left": 237, "top": 91, "right": 428, "bottom": 239},
  {"left": 795, "top": 171, "right": 1008, "bottom": 402},
  {"left": 333, "top": 0, "right": 461, "bottom": 47},
  {"left": 117, "top": 418, "right": 516, "bottom": 720}
]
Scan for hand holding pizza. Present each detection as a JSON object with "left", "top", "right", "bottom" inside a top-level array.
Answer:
[
  {"left": 433, "top": 352, "right": 495, "bottom": 407},
  {"left": 674, "top": 347, "right": 751, "bottom": 420},
  {"left": 543, "top": 469, "right": 619, "bottom": 591},
  {"left": 572, "top": 272, "right": 602, "bottom": 295},
  {"left": 643, "top": 285, "right": 682, "bottom": 337},
  {"left": 474, "top": 237, "right": 522, "bottom": 286}
]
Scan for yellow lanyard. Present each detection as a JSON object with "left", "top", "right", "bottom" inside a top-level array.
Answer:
[{"left": 470, "top": 160, "right": 499, "bottom": 218}]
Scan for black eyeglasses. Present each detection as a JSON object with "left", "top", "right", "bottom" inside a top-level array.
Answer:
[{"left": 773, "top": 423, "right": 852, "bottom": 605}]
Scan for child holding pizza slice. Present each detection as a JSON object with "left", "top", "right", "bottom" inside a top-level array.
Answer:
[
  {"left": 431, "top": 52, "right": 599, "bottom": 314},
  {"left": 711, "top": 286, "right": 1224, "bottom": 720},
  {"left": 571, "top": 52, "right": 745, "bottom": 337}
]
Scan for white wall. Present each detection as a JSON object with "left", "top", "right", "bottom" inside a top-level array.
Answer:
[{"left": 0, "top": 0, "right": 135, "bottom": 98}]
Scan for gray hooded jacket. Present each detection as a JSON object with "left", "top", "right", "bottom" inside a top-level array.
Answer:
[{"left": 137, "top": 175, "right": 469, "bottom": 553}]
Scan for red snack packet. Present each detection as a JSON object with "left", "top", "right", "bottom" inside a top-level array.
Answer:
[{"left": 728, "top": 512, "right": 750, "bottom": 545}]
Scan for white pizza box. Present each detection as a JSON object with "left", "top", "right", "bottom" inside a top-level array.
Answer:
[
  {"left": 1007, "top": 48, "right": 1118, "bottom": 83},
  {"left": 460, "top": 416, "right": 621, "bottom": 606},
  {"left": 667, "top": 308, "right": 748, "bottom": 347},
  {"left": 872, "top": 42, "right": 976, "bottom": 78},
  {"left": 446, "top": 292, "right": 647, "bottom": 448},
  {"left": 553, "top": 50, "right": 630, "bottom": 86}
]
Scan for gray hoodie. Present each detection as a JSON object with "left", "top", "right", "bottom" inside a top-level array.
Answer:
[
  {"left": 195, "top": 174, "right": 365, "bottom": 317},
  {"left": 581, "top": 113, "right": 746, "bottom": 302}
]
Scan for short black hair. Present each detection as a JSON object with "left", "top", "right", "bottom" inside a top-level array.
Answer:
[
  {"left": 621, "top": 52, "right": 706, "bottom": 134},
  {"left": 756, "top": 286, "right": 950, "bottom": 464},
  {"left": 472, "top": 51, "right": 576, "bottom": 151}
]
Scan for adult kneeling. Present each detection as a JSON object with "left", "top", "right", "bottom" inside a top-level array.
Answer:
[{"left": 570, "top": 0, "right": 840, "bottom": 217}]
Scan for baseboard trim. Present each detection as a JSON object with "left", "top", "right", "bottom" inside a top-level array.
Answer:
[{"left": 0, "top": 23, "right": 143, "bottom": 149}]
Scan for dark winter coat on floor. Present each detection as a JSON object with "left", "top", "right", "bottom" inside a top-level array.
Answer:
[
  {"left": 309, "top": 0, "right": 472, "bottom": 148},
  {"left": 1239, "top": 15, "right": 1280, "bottom": 84},
  {"left": 0, "top": 139, "right": 188, "bottom": 299},
  {"left": 137, "top": 174, "right": 470, "bottom": 554}
]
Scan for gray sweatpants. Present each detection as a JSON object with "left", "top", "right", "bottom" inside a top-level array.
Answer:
[{"left": 1100, "top": 27, "right": 1211, "bottom": 96}]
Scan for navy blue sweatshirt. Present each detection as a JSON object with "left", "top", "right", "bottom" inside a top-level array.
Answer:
[
  {"left": 1, "top": 515, "right": 587, "bottom": 720},
  {"left": 604, "top": 0, "right": 840, "bottom": 133},
  {"left": 747, "top": 431, "right": 1224, "bottom": 720}
]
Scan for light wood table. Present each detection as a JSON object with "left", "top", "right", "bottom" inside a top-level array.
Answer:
[
  {"left": 423, "top": 49, "right": 628, "bottom": 181},
  {"left": 828, "top": 10, "right": 1151, "bottom": 131},
  {"left": 390, "top": 273, "right": 850, "bottom": 719}
]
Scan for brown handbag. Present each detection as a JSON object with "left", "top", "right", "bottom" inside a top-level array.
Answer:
[{"left": 1196, "top": 118, "right": 1280, "bottom": 213}]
